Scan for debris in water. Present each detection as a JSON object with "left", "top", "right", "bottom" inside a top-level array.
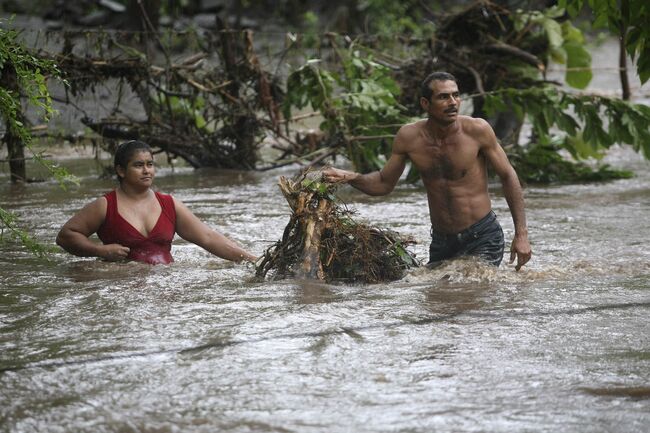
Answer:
[{"left": 255, "top": 169, "right": 419, "bottom": 283}]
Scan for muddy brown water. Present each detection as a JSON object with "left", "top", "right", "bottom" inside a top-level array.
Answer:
[
  {"left": 1, "top": 23, "right": 650, "bottom": 431},
  {"left": 1, "top": 144, "right": 649, "bottom": 432}
]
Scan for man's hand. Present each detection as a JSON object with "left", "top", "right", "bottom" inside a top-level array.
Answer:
[
  {"left": 99, "top": 244, "right": 130, "bottom": 261},
  {"left": 509, "top": 235, "right": 531, "bottom": 271},
  {"left": 322, "top": 167, "right": 359, "bottom": 184}
]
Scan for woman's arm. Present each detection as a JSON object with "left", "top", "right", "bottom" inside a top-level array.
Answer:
[
  {"left": 56, "top": 198, "right": 130, "bottom": 261},
  {"left": 173, "top": 198, "right": 257, "bottom": 263}
]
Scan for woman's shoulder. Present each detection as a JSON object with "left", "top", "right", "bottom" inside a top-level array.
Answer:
[
  {"left": 154, "top": 191, "right": 178, "bottom": 213},
  {"left": 77, "top": 194, "right": 109, "bottom": 219},
  {"left": 154, "top": 190, "right": 175, "bottom": 202}
]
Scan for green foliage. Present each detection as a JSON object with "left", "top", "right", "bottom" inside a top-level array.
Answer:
[
  {"left": 356, "top": 0, "right": 436, "bottom": 38},
  {"left": 301, "top": 177, "right": 337, "bottom": 201},
  {"left": 284, "top": 44, "right": 410, "bottom": 173},
  {"left": 154, "top": 92, "right": 209, "bottom": 131},
  {"left": 392, "top": 241, "right": 419, "bottom": 268},
  {"left": 1, "top": 24, "right": 57, "bottom": 143},
  {"left": 299, "top": 11, "right": 320, "bottom": 48},
  {"left": 485, "top": 85, "right": 649, "bottom": 182},
  {"left": 485, "top": 86, "right": 650, "bottom": 159},
  {"left": 559, "top": 0, "right": 650, "bottom": 83},
  {"left": 0, "top": 20, "right": 77, "bottom": 187},
  {"left": 514, "top": 6, "right": 593, "bottom": 88},
  {"left": 508, "top": 142, "right": 633, "bottom": 183},
  {"left": 0, "top": 19, "right": 77, "bottom": 256},
  {"left": 0, "top": 207, "right": 55, "bottom": 258}
]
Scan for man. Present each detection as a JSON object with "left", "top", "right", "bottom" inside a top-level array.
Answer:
[{"left": 323, "top": 71, "right": 532, "bottom": 270}]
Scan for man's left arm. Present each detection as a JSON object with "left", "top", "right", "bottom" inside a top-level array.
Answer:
[{"left": 477, "top": 119, "right": 532, "bottom": 271}]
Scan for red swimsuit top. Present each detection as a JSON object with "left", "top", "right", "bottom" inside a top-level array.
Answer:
[{"left": 97, "top": 190, "right": 176, "bottom": 265}]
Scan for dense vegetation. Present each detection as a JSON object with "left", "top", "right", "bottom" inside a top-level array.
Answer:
[{"left": 0, "top": 20, "right": 76, "bottom": 256}]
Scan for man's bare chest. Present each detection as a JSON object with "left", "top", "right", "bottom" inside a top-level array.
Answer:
[{"left": 409, "top": 141, "right": 482, "bottom": 182}]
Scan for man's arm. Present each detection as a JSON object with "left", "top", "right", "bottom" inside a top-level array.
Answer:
[
  {"left": 476, "top": 119, "right": 532, "bottom": 270},
  {"left": 173, "top": 198, "right": 257, "bottom": 263},
  {"left": 323, "top": 128, "right": 409, "bottom": 196}
]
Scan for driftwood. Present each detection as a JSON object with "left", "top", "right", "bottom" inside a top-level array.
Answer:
[
  {"left": 256, "top": 170, "right": 419, "bottom": 283},
  {"left": 49, "top": 28, "right": 283, "bottom": 170}
]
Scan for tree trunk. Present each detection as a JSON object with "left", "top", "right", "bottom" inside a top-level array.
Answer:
[
  {"left": 619, "top": 1, "right": 631, "bottom": 100},
  {"left": 0, "top": 62, "right": 26, "bottom": 183},
  {"left": 619, "top": 36, "right": 631, "bottom": 100}
]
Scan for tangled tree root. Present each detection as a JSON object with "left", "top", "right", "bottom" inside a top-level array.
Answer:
[{"left": 255, "top": 170, "right": 419, "bottom": 283}]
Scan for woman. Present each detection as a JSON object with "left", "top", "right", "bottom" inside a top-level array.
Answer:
[{"left": 56, "top": 140, "right": 257, "bottom": 265}]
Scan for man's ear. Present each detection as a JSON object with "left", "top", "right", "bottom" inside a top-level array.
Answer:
[{"left": 420, "top": 96, "right": 429, "bottom": 111}]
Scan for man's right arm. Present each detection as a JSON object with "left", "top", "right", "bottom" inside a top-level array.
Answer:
[{"left": 323, "top": 128, "right": 408, "bottom": 196}]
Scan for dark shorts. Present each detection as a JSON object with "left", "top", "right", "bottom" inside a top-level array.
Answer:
[{"left": 428, "top": 211, "right": 505, "bottom": 267}]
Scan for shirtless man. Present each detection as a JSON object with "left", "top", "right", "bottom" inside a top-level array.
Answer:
[{"left": 323, "top": 71, "right": 532, "bottom": 270}]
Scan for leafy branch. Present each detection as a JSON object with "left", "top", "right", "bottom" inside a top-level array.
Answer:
[
  {"left": 1, "top": 20, "right": 77, "bottom": 256},
  {"left": 484, "top": 86, "right": 650, "bottom": 159},
  {"left": 283, "top": 44, "right": 411, "bottom": 173},
  {"left": 0, "top": 207, "right": 54, "bottom": 258}
]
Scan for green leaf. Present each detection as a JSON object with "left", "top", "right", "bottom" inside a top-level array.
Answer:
[
  {"left": 565, "top": 133, "right": 604, "bottom": 159},
  {"left": 564, "top": 41, "right": 592, "bottom": 88},
  {"left": 550, "top": 46, "right": 567, "bottom": 64},
  {"left": 542, "top": 17, "right": 564, "bottom": 48}
]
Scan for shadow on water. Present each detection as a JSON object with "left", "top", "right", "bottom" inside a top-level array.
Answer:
[{"left": 293, "top": 279, "right": 343, "bottom": 305}]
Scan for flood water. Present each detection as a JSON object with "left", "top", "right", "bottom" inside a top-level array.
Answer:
[
  {"left": 1, "top": 21, "right": 650, "bottom": 431},
  {"left": 1, "top": 144, "right": 649, "bottom": 432}
]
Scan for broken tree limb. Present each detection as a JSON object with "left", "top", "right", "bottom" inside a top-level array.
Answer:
[
  {"left": 484, "top": 43, "right": 545, "bottom": 71},
  {"left": 256, "top": 169, "right": 419, "bottom": 283}
]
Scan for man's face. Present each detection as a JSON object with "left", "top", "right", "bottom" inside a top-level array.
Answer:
[{"left": 420, "top": 80, "right": 461, "bottom": 124}]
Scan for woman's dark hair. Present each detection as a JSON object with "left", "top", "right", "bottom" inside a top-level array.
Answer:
[
  {"left": 420, "top": 71, "right": 458, "bottom": 101},
  {"left": 114, "top": 140, "right": 153, "bottom": 181}
]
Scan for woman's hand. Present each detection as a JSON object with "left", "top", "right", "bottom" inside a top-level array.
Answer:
[{"left": 99, "top": 244, "right": 130, "bottom": 261}]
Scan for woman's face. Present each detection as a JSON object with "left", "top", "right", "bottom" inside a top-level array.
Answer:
[{"left": 117, "top": 150, "right": 155, "bottom": 187}]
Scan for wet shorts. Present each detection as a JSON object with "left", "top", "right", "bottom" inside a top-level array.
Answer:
[{"left": 428, "top": 210, "right": 505, "bottom": 267}]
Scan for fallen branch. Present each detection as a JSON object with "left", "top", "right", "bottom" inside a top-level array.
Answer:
[{"left": 256, "top": 169, "right": 419, "bottom": 283}]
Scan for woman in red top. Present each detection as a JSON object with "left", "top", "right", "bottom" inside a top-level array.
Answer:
[{"left": 56, "top": 140, "right": 256, "bottom": 265}]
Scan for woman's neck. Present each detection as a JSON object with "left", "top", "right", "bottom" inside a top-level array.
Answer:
[{"left": 117, "top": 183, "right": 152, "bottom": 200}]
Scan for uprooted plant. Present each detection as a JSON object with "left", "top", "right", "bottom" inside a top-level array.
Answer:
[{"left": 255, "top": 169, "right": 419, "bottom": 284}]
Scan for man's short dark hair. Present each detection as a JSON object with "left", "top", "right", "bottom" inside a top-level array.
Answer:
[{"left": 420, "top": 71, "right": 458, "bottom": 101}]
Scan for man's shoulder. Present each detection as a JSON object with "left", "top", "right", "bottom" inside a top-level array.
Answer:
[
  {"left": 459, "top": 115, "right": 492, "bottom": 135},
  {"left": 395, "top": 119, "right": 427, "bottom": 142},
  {"left": 459, "top": 116, "right": 500, "bottom": 151}
]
